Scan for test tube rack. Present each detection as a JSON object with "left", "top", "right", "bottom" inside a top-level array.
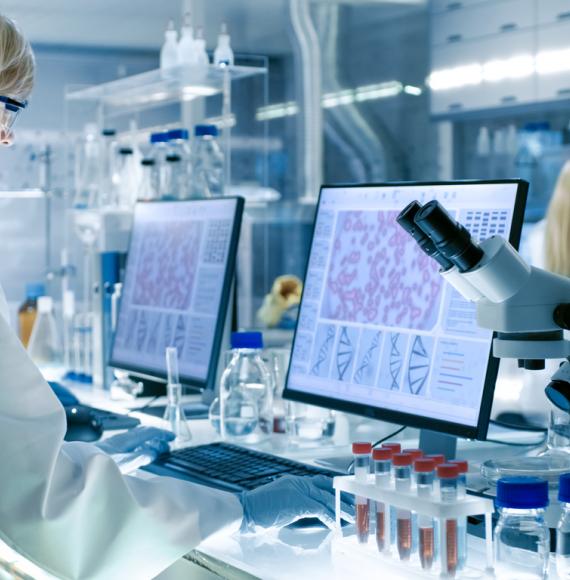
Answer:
[{"left": 333, "top": 475, "right": 495, "bottom": 578}]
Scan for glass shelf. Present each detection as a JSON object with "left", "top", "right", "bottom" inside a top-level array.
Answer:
[{"left": 65, "top": 63, "right": 268, "bottom": 112}]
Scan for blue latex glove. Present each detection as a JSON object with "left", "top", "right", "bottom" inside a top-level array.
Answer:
[
  {"left": 240, "top": 474, "right": 354, "bottom": 531},
  {"left": 96, "top": 427, "right": 174, "bottom": 455}
]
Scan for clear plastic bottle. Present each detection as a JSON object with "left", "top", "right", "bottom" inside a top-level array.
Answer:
[
  {"left": 557, "top": 473, "right": 570, "bottom": 577},
  {"left": 28, "top": 296, "right": 62, "bottom": 369},
  {"left": 74, "top": 123, "right": 101, "bottom": 209},
  {"left": 99, "top": 128, "right": 118, "bottom": 206},
  {"left": 373, "top": 447, "right": 393, "bottom": 552},
  {"left": 160, "top": 20, "right": 179, "bottom": 69},
  {"left": 415, "top": 458, "right": 436, "bottom": 570},
  {"left": 114, "top": 147, "right": 138, "bottom": 208},
  {"left": 19, "top": 282, "right": 45, "bottom": 348},
  {"left": 163, "top": 153, "right": 182, "bottom": 200},
  {"left": 214, "top": 22, "right": 234, "bottom": 66},
  {"left": 494, "top": 477, "right": 549, "bottom": 580},
  {"left": 149, "top": 132, "right": 169, "bottom": 198},
  {"left": 393, "top": 453, "right": 414, "bottom": 561},
  {"left": 166, "top": 129, "right": 191, "bottom": 199},
  {"left": 194, "top": 26, "right": 209, "bottom": 66},
  {"left": 193, "top": 124, "right": 224, "bottom": 198},
  {"left": 178, "top": 12, "right": 197, "bottom": 65},
  {"left": 138, "top": 158, "right": 159, "bottom": 201},
  {"left": 353, "top": 442, "right": 372, "bottom": 544},
  {"left": 219, "top": 332, "right": 273, "bottom": 442}
]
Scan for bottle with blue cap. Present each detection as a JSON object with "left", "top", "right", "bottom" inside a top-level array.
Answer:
[
  {"left": 192, "top": 124, "right": 224, "bottom": 198},
  {"left": 149, "top": 132, "right": 170, "bottom": 198},
  {"left": 557, "top": 472, "right": 570, "bottom": 576},
  {"left": 218, "top": 331, "right": 273, "bottom": 442},
  {"left": 494, "top": 476, "right": 550, "bottom": 579},
  {"left": 164, "top": 129, "right": 191, "bottom": 199}
]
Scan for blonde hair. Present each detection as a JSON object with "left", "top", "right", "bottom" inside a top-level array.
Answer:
[
  {"left": 0, "top": 14, "right": 34, "bottom": 100},
  {"left": 545, "top": 160, "right": 570, "bottom": 276}
]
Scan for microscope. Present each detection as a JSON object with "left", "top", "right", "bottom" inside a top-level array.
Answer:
[{"left": 397, "top": 199, "right": 570, "bottom": 485}]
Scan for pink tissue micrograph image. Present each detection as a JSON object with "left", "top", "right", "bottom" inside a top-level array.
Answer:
[
  {"left": 321, "top": 210, "right": 443, "bottom": 330},
  {"left": 132, "top": 220, "right": 203, "bottom": 310}
]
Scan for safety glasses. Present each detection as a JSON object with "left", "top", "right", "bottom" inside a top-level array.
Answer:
[{"left": 0, "top": 96, "right": 27, "bottom": 132}]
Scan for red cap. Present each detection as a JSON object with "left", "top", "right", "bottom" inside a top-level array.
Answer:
[
  {"left": 372, "top": 448, "right": 393, "bottom": 461},
  {"left": 402, "top": 448, "right": 423, "bottom": 461},
  {"left": 352, "top": 442, "right": 372, "bottom": 455},
  {"left": 449, "top": 460, "right": 468, "bottom": 474},
  {"left": 392, "top": 453, "right": 413, "bottom": 467},
  {"left": 381, "top": 442, "right": 401, "bottom": 453},
  {"left": 425, "top": 454, "right": 446, "bottom": 466},
  {"left": 414, "top": 458, "right": 436, "bottom": 473},
  {"left": 437, "top": 463, "right": 460, "bottom": 479}
]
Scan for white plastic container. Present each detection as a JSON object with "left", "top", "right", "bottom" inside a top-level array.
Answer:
[
  {"left": 160, "top": 20, "right": 179, "bottom": 69},
  {"left": 214, "top": 22, "right": 234, "bottom": 66},
  {"left": 178, "top": 12, "right": 197, "bottom": 65},
  {"left": 194, "top": 26, "right": 209, "bottom": 66}
]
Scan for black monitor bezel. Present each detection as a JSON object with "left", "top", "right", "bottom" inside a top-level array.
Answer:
[
  {"left": 109, "top": 196, "right": 245, "bottom": 391},
  {"left": 283, "top": 179, "right": 528, "bottom": 440}
]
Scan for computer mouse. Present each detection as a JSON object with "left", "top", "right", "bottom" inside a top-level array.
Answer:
[{"left": 64, "top": 406, "right": 103, "bottom": 442}]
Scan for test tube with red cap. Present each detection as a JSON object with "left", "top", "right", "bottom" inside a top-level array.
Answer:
[
  {"left": 373, "top": 447, "right": 393, "bottom": 552},
  {"left": 352, "top": 442, "right": 372, "bottom": 544},
  {"left": 415, "top": 458, "right": 436, "bottom": 570},
  {"left": 438, "top": 463, "right": 460, "bottom": 577},
  {"left": 393, "top": 453, "right": 414, "bottom": 560},
  {"left": 449, "top": 460, "right": 469, "bottom": 570}
]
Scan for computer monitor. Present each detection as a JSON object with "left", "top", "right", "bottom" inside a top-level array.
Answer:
[
  {"left": 110, "top": 197, "right": 244, "bottom": 390},
  {"left": 283, "top": 181, "right": 527, "bottom": 440}
]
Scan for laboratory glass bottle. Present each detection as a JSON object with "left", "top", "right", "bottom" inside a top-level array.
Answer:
[
  {"left": 166, "top": 129, "right": 191, "bottom": 199},
  {"left": 160, "top": 20, "right": 178, "bottom": 69},
  {"left": 438, "top": 464, "right": 461, "bottom": 578},
  {"left": 114, "top": 147, "right": 139, "bottom": 208},
  {"left": 74, "top": 123, "right": 101, "bottom": 209},
  {"left": 557, "top": 472, "right": 570, "bottom": 577},
  {"left": 99, "top": 128, "right": 118, "bottom": 206},
  {"left": 19, "top": 282, "right": 45, "bottom": 348},
  {"left": 178, "top": 12, "right": 197, "bottom": 65},
  {"left": 219, "top": 332, "right": 273, "bottom": 442},
  {"left": 138, "top": 159, "right": 158, "bottom": 201},
  {"left": 392, "top": 452, "right": 414, "bottom": 561},
  {"left": 28, "top": 296, "right": 62, "bottom": 370},
  {"left": 494, "top": 476, "right": 549, "bottom": 580},
  {"left": 163, "top": 154, "right": 182, "bottom": 199},
  {"left": 373, "top": 447, "right": 393, "bottom": 552},
  {"left": 450, "top": 459, "right": 469, "bottom": 571},
  {"left": 214, "top": 22, "right": 234, "bottom": 66},
  {"left": 194, "top": 27, "right": 210, "bottom": 66},
  {"left": 415, "top": 458, "right": 436, "bottom": 570},
  {"left": 149, "top": 132, "right": 169, "bottom": 198},
  {"left": 193, "top": 124, "right": 224, "bottom": 198},
  {"left": 353, "top": 442, "right": 372, "bottom": 544}
]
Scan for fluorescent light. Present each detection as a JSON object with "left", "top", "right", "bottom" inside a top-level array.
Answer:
[
  {"left": 322, "top": 89, "right": 355, "bottom": 108},
  {"left": 182, "top": 85, "right": 218, "bottom": 97},
  {"left": 482, "top": 54, "right": 534, "bottom": 82},
  {"left": 256, "top": 101, "right": 299, "bottom": 121},
  {"left": 355, "top": 81, "right": 403, "bottom": 101},
  {"left": 404, "top": 84, "right": 423, "bottom": 96},
  {"left": 428, "top": 63, "right": 482, "bottom": 91},
  {"left": 536, "top": 48, "right": 570, "bottom": 75},
  {"left": 0, "top": 189, "right": 45, "bottom": 199}
]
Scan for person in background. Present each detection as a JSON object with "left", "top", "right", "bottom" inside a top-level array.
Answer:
[{"left": 0, "top": 14, "right": 346, "bottom": 580}]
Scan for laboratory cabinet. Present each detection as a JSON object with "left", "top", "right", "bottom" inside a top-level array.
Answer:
[
  {"left": 537, "top": 0, "right": 570, "bottom": 27},
  {"left": 431, "top": 0, "right": 490, "bottom": 15},
  {"left": 536, "top": 20, "right": 570, "bottom": 102}
]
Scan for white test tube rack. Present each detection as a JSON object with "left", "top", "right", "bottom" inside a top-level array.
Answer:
[{"left": 333, "top": 475, "right": 495, "bottom": 577}]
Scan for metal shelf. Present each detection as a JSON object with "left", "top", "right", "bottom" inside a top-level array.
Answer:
[{"left": 65, "top": 63, "right": 268, "bottom": 112}]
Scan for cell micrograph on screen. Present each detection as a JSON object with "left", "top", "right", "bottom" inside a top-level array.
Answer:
[
  {"left": 377, "top": 332, "right": 409, "bottom": 391},
  {"left": 405, "top": 335, "right": 435, "bottom": 396},
  {"left": 310, "top": 324, "right": 337, "bottom": 378},
  {"left": 203, "top": 219, "right": 232, "bottom": 264},
  {"left": 321, "top": 210, "right": 443, "bottom": 330},
  {"left": 333, "top": 326, "right": 360, "bottom": 382},
  {"left": 353, "top": 329, "right": 383, "bottom": 386},
  {"left": 132, "top": 221, "right": 203, "bottom": 310}
]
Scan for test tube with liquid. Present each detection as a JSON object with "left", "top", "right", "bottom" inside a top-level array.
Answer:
[
  {"left": 414, "top": 459, "right": 436, "bottom": 570},
  {"left": 438, "top": 464, "right": 460, "bottom": 577},
  {"left": 449, "top": 460, "right": 469, "bottom": 571},
  {"left": 403, "top": 449, "right": 423, "bottom": 553},
  {"left": 425, "top": 454, "right": 446, "bottom": 560},
  {"left": 392, "top": 453, "right": 414, "bottom": 560},
  {"left": 352, "top": 442, "right": 372, "bottom": 544},
  {"left": 373, "top": 447, "right": 393, "bottom": 552}
]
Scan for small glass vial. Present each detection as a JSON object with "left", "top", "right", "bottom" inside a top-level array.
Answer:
[
  {"left": 425, "top": 454, "right": 446, "bottom": 467},
  {"left": 352, "top": 442, "right": 372, "bottom": 544},
  {"left": 494, "top": 476, "right": 549, "bottom": 580},
  {"left": 449, "top": 460, "right": 469, "bottom": 570},
  {"left": 381, "top": 442, "right": 401, "bottom": 454},
  {"left": 415, "top": 458, "right": 436, "bottom": 570},
  {"left": 373, "top": 447, "right": 393, "bottom": 552},
  {"left": 393, "top": 452, "right": 414, "bottom": 561},
  {"left": 438, "top": 464, "right": 460, "bottom": 578},
  {"left": 557, "top": 473, "right": 570, "bottom": 577},
  {"left": 402, "top": 448, "right": 423, "bottom": 462}
]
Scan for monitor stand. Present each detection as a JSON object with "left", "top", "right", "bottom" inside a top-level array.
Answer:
[{"left": 419, "top": 429, "right": 457, "bottom": 459}]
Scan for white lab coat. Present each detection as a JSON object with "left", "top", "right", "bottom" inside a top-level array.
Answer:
[{"left": 0, "top": 288, "right": 242, "bottom": 580}]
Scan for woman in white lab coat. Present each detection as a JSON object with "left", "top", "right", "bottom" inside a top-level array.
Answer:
[{"left": 0, "top": 15, "right": 341, "bottom": 580}]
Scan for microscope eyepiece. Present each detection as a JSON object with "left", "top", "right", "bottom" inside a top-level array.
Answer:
[
  {"left": 414, "top": 200, "right": 484, "bottom": 273},
  {"left": 396, "top": 201, "right": 453, "bottom": 270}
]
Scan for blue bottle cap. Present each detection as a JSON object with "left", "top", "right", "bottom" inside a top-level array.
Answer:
[
  {"left": 559, "top": 473, "right": 570, "bottom": 503},
  {"left": 231, "top": 331, "right": 263, "bottom": 350},
  {"left": 195, "top": 124, "right": 219, "bottom": 137},
  {"left": 167, "top": 129, "right": 189, "bottom": 141},
  {"left": 495, "top": 476, "right": 549, "bottom": 509},
  {"left": 150, "top": 132, "right": 169, "bottom": 144},
  {"left": 26, "top": 282, "right": 45, "bottom": 299}
]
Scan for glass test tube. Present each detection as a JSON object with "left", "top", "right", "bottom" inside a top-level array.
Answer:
[
  {"left": 353, "top": 442, "right": 372, "bottom": 544},
  {"left": 438, "top": 464, "right": 460, "bottom": 577},
  {"left": 415, "top": 459, "right": 436, "bottom": 570},
  {"left": 393, "top": 453, "right": 414, "bottom": 560},
  {"left": 373, "top": 447, "right": 393, "bottom": 552},
  {"left": 450, "top": 460, "right": 469, "bottom": 571}
]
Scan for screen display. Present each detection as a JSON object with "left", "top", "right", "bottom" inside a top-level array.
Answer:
[
  {"left": 111, "top": 198, "right": 241, "bottom": 386},
  {"left": 285, "top": 182, "right": 523, "bottom": 435}
]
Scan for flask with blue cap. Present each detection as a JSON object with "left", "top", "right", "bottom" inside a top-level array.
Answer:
[
  {"left": 218, "top": 331, "right": 273, "bottom": 442},
  {"left": 494, "top": 476, "right": 550, "bottom": 579}
]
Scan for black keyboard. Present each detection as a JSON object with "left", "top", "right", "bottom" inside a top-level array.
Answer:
[{"left": 142, "top": 442, "right": 342, "bottom": 492}]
